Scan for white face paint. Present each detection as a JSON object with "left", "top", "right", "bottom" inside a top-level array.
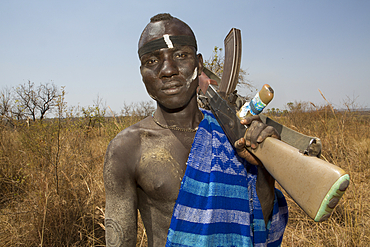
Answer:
[
  {"left": 148, "top": 22, "right": 165, "bottom": 37},
  {"left": 185, "top": 67, "right": 198, "bottom": 89},
  {"left": 163, "top": 34, "right": 174, "bottom": 49}
]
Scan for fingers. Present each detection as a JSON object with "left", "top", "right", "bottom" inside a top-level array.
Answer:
[
  {"left": 240, "top": 116, "right": 261, "bottom": 147},
  {"left": 240, "top": 115, "right": 261, "bottom": 126},
  {"left": 242, "top": 117, "right": 281, "bottom": 149},
  {"left": 236, "top": 116, "right": 280, "bottom": 166},
  {"left": 234, "top": 138, "right": 261, "bottom": 166},
  {"left": 259, "top": 126, "right": 281, "bottom": 141},
  {"left": 235, "top": 138, "right": 252, "bottom": 160},
  {"left": 234, "top": 138, "right": 246, "bottom": 152},
  {"left": 244, "top": 121, "right": 266, "bottom": 149},
  {"left": 234, "top": 138, "right": 249, "bottom": 163}
]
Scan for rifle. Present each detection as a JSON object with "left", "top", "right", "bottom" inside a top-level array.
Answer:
[{"left": 199, "top": 28, "right": 349, "bottom": 222}]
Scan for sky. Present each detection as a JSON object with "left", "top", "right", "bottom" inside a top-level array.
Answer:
[{"left": 1, "top": 0, "right": 369, "bottom": 115}]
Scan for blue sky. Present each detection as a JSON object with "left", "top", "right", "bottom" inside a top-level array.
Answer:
[{"left": 1, "top": 0, "right": 369, "bottom": 114}]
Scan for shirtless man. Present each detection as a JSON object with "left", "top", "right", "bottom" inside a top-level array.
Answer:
[{"left": 104, "top": 13, "right": 280, "bottom": 247}]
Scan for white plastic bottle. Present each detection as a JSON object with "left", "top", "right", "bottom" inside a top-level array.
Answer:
[{"left": 237, "top": 84, "right": 274, "bottom": 119}]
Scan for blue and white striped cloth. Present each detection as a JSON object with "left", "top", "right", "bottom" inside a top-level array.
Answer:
[{"left": 166, "top": 109, "right": 288, "bottom": 247}]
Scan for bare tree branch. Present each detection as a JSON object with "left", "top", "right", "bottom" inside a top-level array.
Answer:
[
  {"left": 0, "top": 87, "right": 13, "bottom": 118},
  {"left": 14, "top": 81, "right": 61, "bottom": 121},
  {"left": 37, "top": 83, "right": 59, "bottom": 120},
  {"left": 203, "top": 46, "right": 253, "bottom": 91}
]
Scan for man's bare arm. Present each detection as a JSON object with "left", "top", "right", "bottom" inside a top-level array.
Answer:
[{"left": 104, "top": 132, "right": 140, "bottom": 247}]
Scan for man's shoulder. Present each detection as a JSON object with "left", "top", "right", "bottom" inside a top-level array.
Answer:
[
  {"left": 104, "top": 117, "right": 157, "bottom": 178},
  {"left": 107, "top": 116, "right": 152, "bottom": 152}
]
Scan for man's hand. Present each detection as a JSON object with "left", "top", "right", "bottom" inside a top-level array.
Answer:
[
  {"left": 235, "top": 116, "right": 279, "bottom": 225},
  {"left": 234, "top": 115, "right": 280, "bottom": 166}
]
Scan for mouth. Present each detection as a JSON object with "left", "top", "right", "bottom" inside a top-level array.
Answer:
[{"left": 161, "top": 81, "right": 184, "bottom": 95}]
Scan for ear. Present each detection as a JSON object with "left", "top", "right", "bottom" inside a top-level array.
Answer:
[{"left": 197, "top": 53, "right": 203, "bottom": 76}]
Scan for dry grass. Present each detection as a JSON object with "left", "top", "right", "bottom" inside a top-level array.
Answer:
[
  {"left": 0, "top": 101, "right": 369, "bottom": 246},
  {"left": 272, "top": 102, "right": 370, "bottom": 246}
]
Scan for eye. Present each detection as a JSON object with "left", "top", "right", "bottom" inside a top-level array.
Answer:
[
  {"left": 175, "top": 53, "right": 187, "bottom": 59},
  {"left": 144, "top": 58, "right": 158, "bottom": 66}
]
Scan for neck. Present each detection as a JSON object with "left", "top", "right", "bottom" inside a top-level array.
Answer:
[{"left": 154, "top": 97, "right": 203, "bottom": 130}]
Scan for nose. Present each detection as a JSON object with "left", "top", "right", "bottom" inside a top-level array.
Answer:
[{"left": 158, "top": 56, "right": 178, "bottom": 79}]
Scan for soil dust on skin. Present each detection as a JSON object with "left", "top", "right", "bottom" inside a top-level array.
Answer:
[{"left": 140, "top": 131, "right": 184, "bottom": 183}]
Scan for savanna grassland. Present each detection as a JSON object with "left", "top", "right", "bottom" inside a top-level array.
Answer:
[{"left": 0, "top": 101, "right": 369, "bottom": 246}]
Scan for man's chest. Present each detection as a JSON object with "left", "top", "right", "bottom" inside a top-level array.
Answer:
[{"left": 136, "top": 135, "right": 191, "bottom": 203}]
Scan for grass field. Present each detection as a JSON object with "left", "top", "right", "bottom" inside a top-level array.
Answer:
[{"left": 0, "top": 102, "right": 369, "bottom": 246}]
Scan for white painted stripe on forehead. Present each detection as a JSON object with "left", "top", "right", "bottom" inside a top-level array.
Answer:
[{"left": 163, "top": 34, "right": 174, "bottom": 49}]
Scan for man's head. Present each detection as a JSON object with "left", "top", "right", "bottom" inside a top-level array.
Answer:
[
  {"left": 138, "top": 14, "right": 203, "bottom": 111},
  {"left": 138, "top": 14, "right": 197, "bottom": 55}
]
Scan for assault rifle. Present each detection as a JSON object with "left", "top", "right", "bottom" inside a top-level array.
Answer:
[{"left": 199, "top": 28, "right": 349, "bottom": 222}]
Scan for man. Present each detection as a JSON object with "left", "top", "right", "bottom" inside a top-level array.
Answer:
[{"left": 104, "top": 13, "right": 287, "bottom": 247}]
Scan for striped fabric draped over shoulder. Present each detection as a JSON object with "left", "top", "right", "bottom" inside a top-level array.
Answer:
[{"left": 166, "top": 109, "right": 288, "bottom": 247}]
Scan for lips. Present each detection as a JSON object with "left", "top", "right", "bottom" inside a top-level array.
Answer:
[{"left": 161, "top": 81, "right": 184, "bottom": 94}]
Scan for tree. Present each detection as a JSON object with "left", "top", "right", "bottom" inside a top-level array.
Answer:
[
  {"left": 203, "top": 47, "right": 224, "bottom": 79},
  {"left": 81, "top": 94, "right": 107, "bottom": 128},
  {"left": 0, "top": 87, "right": 13, "bottom": 120},
  {"left": 203, "top": 46, "right": 253, "bottom": 91},
  {"left": 14, "top": 81, "right": 61, "bottom": 121},
  {"left": 136, "top": 101, "right": 155, "bottom": 117},
  {"left": 37, "top": 82, "right": 60, "bottom": 120},
  {"left": 121, "top": 101, "right": 155, "bottom": 117}
]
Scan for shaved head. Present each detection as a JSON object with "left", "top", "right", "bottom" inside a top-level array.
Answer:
[
  {"left": 138, "top": 14, "right": 197, "bottom": 50},
  {"left": 150, "top": 13, "right": 173, "bottom": 22}
]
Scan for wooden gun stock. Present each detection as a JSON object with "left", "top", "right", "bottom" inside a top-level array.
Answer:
[
  {"left": 201, "top": 28, "right": 349, "bottom": 221},
  {"left": 250, "top": 137, "right": 349, "bottom": 221},
  {"left": 200, "top": 83, "right": 350, "bottom": 221}
]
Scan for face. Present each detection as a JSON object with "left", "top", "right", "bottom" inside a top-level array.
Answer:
[{"left": 139, "top": 20, "right": 203, "bottom": 110}]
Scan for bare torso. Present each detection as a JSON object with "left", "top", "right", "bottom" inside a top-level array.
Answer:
[{"left": 105, "top": 116, "right": 196, "bottom": 246}]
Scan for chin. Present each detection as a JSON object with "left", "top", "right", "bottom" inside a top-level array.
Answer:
[
  {"left": 158, "top": 96, "right": 195, "bottom": 111},
  {"left": 160, "top": 102, "right": 187, "bottom": 111}
]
